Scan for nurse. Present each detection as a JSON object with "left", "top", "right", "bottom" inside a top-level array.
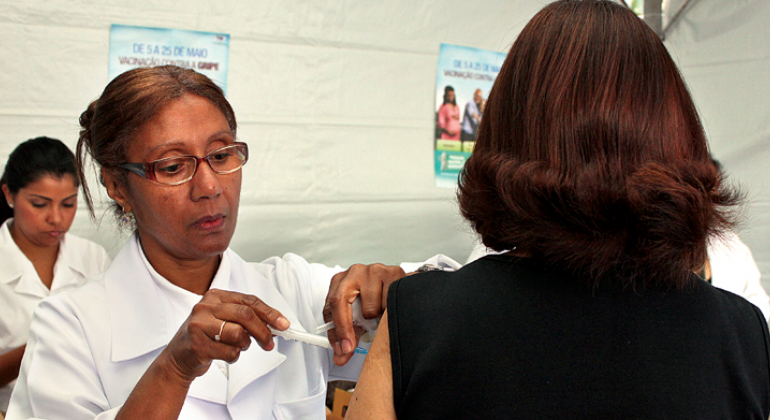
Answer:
[
  {"left": 6, "top": 66, "right": 409, "bottom": 420},
  {"left": 0, "top": 137, "right": 111, "bottom": 414}
]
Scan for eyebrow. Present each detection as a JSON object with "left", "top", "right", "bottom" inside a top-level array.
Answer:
[
  {"left": 29, "top": 193, "right": 79, "bottom": 202},
  {"left": 144, "top": 131, "right": 235, "bottom": 155}
]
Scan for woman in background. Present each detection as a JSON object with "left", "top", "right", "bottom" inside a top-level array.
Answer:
[
  {"left": 0, "top": 137, "right": 110, "bottom": 414},
  {"left": 437, "top": 86, "right": 460, "bottom": 140},
  {"left": 701, "top": 159, "right": 770, "bottom": 320},
  {"left": 347, "top": 1, "right": 770, "bottom": 419}
]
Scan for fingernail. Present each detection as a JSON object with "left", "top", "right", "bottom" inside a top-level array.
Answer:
[
  {"left": 342, "top": 339, "right": 354, "bottom": 354},
  {"left": 334, "top": 342, "right": 343, "bottom": 356},
  {"left": 276, "top": 317, "right": 290, "bottom": 330}
]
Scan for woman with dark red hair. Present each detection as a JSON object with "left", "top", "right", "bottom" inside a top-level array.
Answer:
[{"left": 347, "top": 1, "right": 770, "bottom": 419}]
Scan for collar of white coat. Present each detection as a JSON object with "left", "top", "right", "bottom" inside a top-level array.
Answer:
[
  {"left": 0, "top": 219, "right": 90, "bottom": 297},
  {"left": 105, "top": 233, "right": 310, "bottom": 400}
]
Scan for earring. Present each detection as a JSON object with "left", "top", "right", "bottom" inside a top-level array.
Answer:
[
  {"left": 122, "top": 211, "right": 134, "bottom": 224},
  {"left": 120, "top": 205, "right": 134, "bottom": 224},
  {"left": 6, "top": 201, "right": 12, "bottom": 209}
]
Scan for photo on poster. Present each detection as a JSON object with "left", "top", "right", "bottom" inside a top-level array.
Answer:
[
  {"left": 109, "top": 24, "right": 230, "bottom": 93},
  {"left": 434, "top": 43, "right": 506, "bottom": 189}
]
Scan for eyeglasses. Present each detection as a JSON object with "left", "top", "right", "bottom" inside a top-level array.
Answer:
[{"left": 118, "top": 142, "right": 249, "bottom": 186}]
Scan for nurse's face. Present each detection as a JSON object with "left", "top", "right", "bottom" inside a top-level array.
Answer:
[
  {"left": 110, "top": 94, "right": 241, "bottom": 262},
  {"left": 3, "top": 174, "right": 78, "bottom": 249}
]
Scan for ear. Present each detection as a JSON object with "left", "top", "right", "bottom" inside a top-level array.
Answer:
[
  {"left": 1, "top": 184, "right": 12, "bottom": 206},
  {"left": 101, "top": 167, "right": 132, "bottom": 213}
]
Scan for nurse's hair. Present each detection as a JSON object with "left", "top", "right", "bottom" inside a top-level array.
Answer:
[
  {"left": 76, "top": 65, "right": 237, "bottom": 222},
  {"left": 457, "top": 0, "right": 741, "bottom": 289},
  {"left": 1, "top": 137, "right": 78, "bottom": 224}
]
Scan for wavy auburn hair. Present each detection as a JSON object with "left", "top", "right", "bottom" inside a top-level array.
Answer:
[{"left": 458, "top": 0, "right": 740, "bottom": 289}]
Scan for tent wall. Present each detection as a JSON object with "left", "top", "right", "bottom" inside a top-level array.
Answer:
[{"left": 0, "top": 0, "right": 543, "bottom": 266}]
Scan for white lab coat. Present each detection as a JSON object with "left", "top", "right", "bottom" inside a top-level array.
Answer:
[
  {"left": 709, "top": 231, "right": 770, "bottom": 321},
  {"left": 7, "top": 234, "right": 375, "bottom": 420},
  {"left": 0, "top": 219, "right": 110, "bottom": 411}
]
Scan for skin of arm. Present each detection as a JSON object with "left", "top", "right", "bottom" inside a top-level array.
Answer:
[
  {"left": 114, "top": 352, "right": 193, "bottom": 420},
  {"left": 345, "top": 311, "right": 396, "bottom": 420},
  {"left": 0, "top": 345, "right": 26, "bottom": 388}
]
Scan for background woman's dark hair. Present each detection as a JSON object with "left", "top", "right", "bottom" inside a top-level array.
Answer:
[
  {"left": 76, "top": 65, "right": 237, "bottom": 221},
  {"left": 458, "top": 0, "right": 741, "bottom": 289},
  {"left": 443, "top": 85, "right": 456, "bottom": 106},
  {"left": 1, "top": 136, "right": 78, "bottom": 224}
]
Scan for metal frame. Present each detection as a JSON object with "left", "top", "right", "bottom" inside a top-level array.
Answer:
[
  {"left": 663, "top": 0, "right": 696, "bottom": 34},
  {"left": 618, "top": 0, "right": 697, "bottom": 41}
]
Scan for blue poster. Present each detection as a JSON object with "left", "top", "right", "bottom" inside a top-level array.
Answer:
[
  {"left": 434, "top": 43, "right": 506, "bottom": 189},
  {"left": 109, "top": 25, "right": 230, "bottom": 93}
]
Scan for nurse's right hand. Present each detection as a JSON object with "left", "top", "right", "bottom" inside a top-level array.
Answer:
[{"left": 159, "top": 288, "right": 290, "bottom": 382}]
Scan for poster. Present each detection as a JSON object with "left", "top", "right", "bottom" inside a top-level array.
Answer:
[
  {"left": 109, "top": 24, "right": 230, "bottom": 93},
  {"left": 434, "top": 43, "right": 506, "bottom": 189}
]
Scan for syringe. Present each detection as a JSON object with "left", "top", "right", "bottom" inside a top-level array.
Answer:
[{"left": 269, "top": 327, "right": 332, "bottom": 349}]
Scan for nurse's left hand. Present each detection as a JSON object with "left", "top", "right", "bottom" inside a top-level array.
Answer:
[{"left": 324, "top": 263, "right": 405, "bottom": 366}]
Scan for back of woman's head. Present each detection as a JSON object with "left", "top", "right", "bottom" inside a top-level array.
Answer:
[
  {"left": 458, "top": 0, "right": 740, "bottom": 289},
  {"left": 76, "top": 65, "right": 237, "bottom": 219},
  {"left": 1, "top": 136, "right": 78, "bottom": 224}
]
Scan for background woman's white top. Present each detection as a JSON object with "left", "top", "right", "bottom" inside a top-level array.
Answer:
[
  {"left": 708, "top": 231, "right": 770, "bottom": 320},
  {"left": 0, "top": 219, "right": 111, "bottom": 411}
]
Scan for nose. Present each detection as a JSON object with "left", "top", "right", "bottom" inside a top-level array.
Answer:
[
  {"left": 48, "top": 205, "right": 63, "bottom": 226},
  {"left": 190, "top": 159, "right": 223, "bottom": 201}
]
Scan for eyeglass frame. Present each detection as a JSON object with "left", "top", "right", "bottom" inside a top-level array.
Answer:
[{"left": 117, "top": 142, "right": 249, "bottom": 186}]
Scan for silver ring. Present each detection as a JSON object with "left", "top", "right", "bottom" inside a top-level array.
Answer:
[{"left": 214, "top": 320, "right": 227, "bottom": 342}]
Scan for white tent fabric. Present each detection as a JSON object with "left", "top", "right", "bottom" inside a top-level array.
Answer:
[
  {"left": 0, "top": 0, "right": 542, "bottom": 267},
  {"left": 1, "top": 0, "right": 768, "bottom": 293}
]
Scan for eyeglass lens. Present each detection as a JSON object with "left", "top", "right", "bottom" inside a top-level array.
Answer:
[{"left": 153, "top": 144, "right": 247, "bottom": 185}]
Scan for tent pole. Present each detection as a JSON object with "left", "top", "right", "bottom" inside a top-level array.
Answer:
[
  {"left": 663, "top": 0, "right": 696, "bottom": 35},
  {"left": 644, "top": 0, "right": 665, "bottom": 40}
]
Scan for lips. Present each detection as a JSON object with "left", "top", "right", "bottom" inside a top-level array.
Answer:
[
  {"left": 193, "top": 214, "right": 225, "bottom": 230},
  {"left": 46, "top": 231, "right": 63, "bottom": 238}
]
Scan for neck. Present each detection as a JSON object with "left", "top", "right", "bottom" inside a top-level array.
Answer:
[
  {"left": 137, "top": 235, "right": 221, "bottom": 296},
  {"left": 149, "top": 252, "right": 221, "bottom": 296},
  {"left": 505, "top": 248, "right": 530, "bottom": 258}
]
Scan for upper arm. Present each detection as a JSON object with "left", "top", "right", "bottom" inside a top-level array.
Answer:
[{"left": 345, "top": 311, "right": 397, "bottom": 420}]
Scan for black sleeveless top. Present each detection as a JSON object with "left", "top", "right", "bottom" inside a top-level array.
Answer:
[{"left": 387, "top": 255, "right": 770, "bottom": 419}]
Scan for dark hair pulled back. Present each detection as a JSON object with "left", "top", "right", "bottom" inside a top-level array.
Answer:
[{"left": 1, "top": 136, "right": 78, "bottom": 224}]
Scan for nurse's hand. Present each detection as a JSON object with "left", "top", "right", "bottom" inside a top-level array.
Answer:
[
  {"left": 324, "top": 263, "right": 405, "bottom": 366},
  {"left": 160, "top": 289, "right": 290, "bottom": 382}
]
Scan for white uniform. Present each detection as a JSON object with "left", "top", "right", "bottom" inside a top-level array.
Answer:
[
  {"left": 7, "top": 234, "right": 374, "bottom": 420},
  {"left": 0, "top": 219, "right": 110, "bottom": 412},
  {"left": 708, "top": 231, "right": 770, "bottom": 321}
]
